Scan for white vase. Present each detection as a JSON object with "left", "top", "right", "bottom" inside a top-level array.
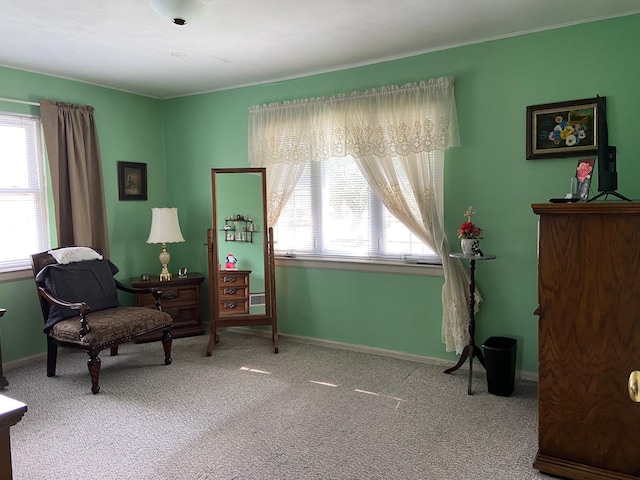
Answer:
[{"left": 461, "top": 238, "right": 479, "bottom": 255}]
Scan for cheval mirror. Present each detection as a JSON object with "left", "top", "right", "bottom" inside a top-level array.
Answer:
[{"left": 206, "top": 167, "right": 278, "bottom": 355}]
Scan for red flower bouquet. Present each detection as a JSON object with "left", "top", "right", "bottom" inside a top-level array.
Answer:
[
  {"left": 457, "top": 221, "right": 483, "bottom": 239},
  {"left": 457, "top": 206, "right": 483, "bottom": 239}
]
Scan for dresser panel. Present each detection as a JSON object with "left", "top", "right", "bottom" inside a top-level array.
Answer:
[{"left": 532, "top": 203, "right": 640, "bottom": 480}]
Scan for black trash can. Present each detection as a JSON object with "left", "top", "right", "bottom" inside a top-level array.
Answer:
[{"left": 482, "top": 336, "right": 517, "bottom": 397}]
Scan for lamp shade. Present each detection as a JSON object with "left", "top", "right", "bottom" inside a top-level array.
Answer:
[
  {"left": 147, "top": 207, "right": 185, "bottom": 244},
  {"left": 149, "top": 0, "right": 209, "bottom": 25}
]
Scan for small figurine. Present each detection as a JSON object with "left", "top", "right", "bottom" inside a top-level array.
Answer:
[
  {"left": 225, "top": 253, "right": 237, "bottom": 269},
  {"left": 471, "top": 242, "right": 484, "bottom": 257}
]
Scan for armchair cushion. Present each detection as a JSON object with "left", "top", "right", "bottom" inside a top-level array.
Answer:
[
  {"left": 50, "top": 306, "right": 173, "bottom": 349},
  {"left": 36, "top": 259, "right": 120, "bottom": 332}
]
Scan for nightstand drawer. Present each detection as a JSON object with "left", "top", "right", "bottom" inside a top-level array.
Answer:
[
  {"left": 164, "top": 305, "right": 200, "bottom": 326},
  {"left": 137, "top": 284, "right": 199, "bottom": 308},
  {"left": 219, "top": 299, "right": 249, "bottom": 315},
  {"left": 219, "top": 285, "right": 248, "bottom": 300},
  {"left": 218, "top": 271, "right": 249, "bottom": 287}
]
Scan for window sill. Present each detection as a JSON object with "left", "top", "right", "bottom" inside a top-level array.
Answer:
[
  {"left": 0, "top": 268, "right": 33, "bottom": 283},
  {"left": 274, "top": 255, "right": 443, "bottom": 276}
]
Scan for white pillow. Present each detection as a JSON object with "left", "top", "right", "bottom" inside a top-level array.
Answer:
[{"left": 48, "top": 247, "right": 103, "bottom": 265}]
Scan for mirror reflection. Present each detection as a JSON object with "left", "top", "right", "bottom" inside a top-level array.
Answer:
[
  {"left": 207, "top": 168, "right": 278, "bottom": 356},
  {"left": 215, "top": 172, "right": 265, "bottom": 314}
]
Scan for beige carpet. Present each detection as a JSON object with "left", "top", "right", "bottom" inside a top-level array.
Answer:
[{"left": 5, "top": 332, "right": 551, "bottom": 479}]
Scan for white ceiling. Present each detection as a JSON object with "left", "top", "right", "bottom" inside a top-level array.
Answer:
[{"left": 2, "top": 0, "right": 639, "bottom": 99}]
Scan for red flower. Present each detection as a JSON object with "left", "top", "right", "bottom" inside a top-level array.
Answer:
[{"left": 457, "top": 221, "right": 483, "bottom": 239}]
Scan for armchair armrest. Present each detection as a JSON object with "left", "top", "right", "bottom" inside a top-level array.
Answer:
[
  {"left": 37, "top": 286, "right": 90, "bottom": 315},
  {"left": 115, "top": 280, "right": 162, "bottom": 297},
  {"left": 37, "top": 286, "right": 91, "bottom": 337},
  {"left": 115, "top": 280, "right": 164, "bottom": 311}
]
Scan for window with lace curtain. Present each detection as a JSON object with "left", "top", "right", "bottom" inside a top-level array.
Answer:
[
  {"left": 0, "top": 112, "right": 50, "bottom": 272},
  {"left": 273, "top": 155, "right": 439, "bottom": 262},
  {"left": 251, "top": 77, "right": 476, "bottom": 353}
]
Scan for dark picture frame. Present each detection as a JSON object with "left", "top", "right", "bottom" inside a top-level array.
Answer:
[
  {"left": 118, "top": 161, "right": 147, "bottom": 201},
  {"left": 526, "top": 97, "right": 600, "bottom": 160}
]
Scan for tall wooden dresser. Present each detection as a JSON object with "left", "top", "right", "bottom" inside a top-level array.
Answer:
[{"left": 532, "top": 202, "right": 640, "bottom": 480}]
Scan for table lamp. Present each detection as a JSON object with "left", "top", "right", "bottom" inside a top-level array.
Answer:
[{"left": 146, "top": 207, "right": 185, "bottom": 281}]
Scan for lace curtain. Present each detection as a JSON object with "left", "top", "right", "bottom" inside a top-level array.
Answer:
[{"left": 248, "top": 76, "right": 475, "bottom": 354}]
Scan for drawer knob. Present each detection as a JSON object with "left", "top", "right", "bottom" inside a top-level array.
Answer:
[
  {"left": 224, "top": 288, "right": 236, "bottom": 295},
  {"left": 224, "top": 301, "right": 237, "bottom": 309},
  {"left": 162, "top": 290, "right": 177, "bottom": 299},
  {"left": 630, "top": 371, "right": 640, "bottom": 403},
  {"left": 223, "top": 276, "right": 236, "bottom": 283}
]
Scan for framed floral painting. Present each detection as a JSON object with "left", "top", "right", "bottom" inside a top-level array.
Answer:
[{"left": 526, "top": 97, "right": 601, "bottom": 160}]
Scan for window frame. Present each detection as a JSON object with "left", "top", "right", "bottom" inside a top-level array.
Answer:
[
  {"left": 0, "top": 111, "right": 50, "bottom": 277},
  {"left": 273, "top": 155, "right": 442, "bottom": 274}
]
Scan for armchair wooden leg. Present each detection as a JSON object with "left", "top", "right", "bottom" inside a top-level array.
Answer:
[
  {"left": 110, "top": 345, "right": 119, "bottom": 356},
  {"left": 87, "top": 353, "right": 101, "bottom": 395},
  {"left": 46, "top": 338, "right": 58, "bottom": 377},
  {"left": 161, "top": 329, "right": 172, "bottom": 365}
]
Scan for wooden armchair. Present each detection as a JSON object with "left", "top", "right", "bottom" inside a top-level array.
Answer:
[{"left": 31, "top": 247, "right": 173, "bottom": 394}]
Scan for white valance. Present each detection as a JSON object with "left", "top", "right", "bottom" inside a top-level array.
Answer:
[{"left": 249, "top": 76, "right": 459, "bottom": 166}]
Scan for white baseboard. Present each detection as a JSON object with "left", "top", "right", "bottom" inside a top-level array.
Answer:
[
  {"left": 4, "top": 351, "right": 46, "bottom": 372},
  {"left": 5, "top": 327, "right": 539, "bottom": 383},
  {"left": 224, "top": 326, "right": 539, "bottom": 382}
]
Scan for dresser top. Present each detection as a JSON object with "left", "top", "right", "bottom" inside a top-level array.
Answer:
[{"left": 532, "top": 201, "right": 640, "bottom": 215}]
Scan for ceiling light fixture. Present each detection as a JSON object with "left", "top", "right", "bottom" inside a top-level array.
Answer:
[{"left": 149, "top": 0, "right": 209, "bottom": 26}]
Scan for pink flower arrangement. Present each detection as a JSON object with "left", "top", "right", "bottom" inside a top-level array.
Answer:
[{"left": 577, "top": 161, "right": 593, "bottom": 182}]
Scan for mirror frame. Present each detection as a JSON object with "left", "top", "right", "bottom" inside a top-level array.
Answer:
[{"left": 206, "top": 167, "right": 278, "bottom": 355}]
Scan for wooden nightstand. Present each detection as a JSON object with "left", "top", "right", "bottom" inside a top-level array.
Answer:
[{"left": 130, "top": 272, "right": 205, "bottom": 340}]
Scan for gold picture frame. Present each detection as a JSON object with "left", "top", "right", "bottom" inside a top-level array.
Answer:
[{"left": 526, "top": 97, "right": 601, "bottom": 160}]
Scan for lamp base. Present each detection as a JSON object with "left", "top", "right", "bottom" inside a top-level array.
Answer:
[{"left": 159, "top": 243, "right": 172, "bottom": 281}]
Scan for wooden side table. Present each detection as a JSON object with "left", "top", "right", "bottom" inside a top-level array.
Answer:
[
  {"left": 0, "top": 309, "right": 7, "bottom": 389},
  {"left": 445, "top": 253, "right": 496, "bottom": 395},
  {"left": 0, "top": 394, "right": 27, "bottom": 480},
  {"left": 130, "top": 273, "right": 205, "bottom": 340}
]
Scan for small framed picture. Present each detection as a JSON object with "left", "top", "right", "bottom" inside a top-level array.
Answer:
[
  {"left": 526, "top": 97, "right": 601, "bottom": 160},
  {"left": 118, "top": 161, "right": 147, "bottom": 201}
]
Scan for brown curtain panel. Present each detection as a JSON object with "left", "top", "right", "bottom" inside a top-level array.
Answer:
[{"left": 40, "top": 100, "right": 110, "bottom": 257}]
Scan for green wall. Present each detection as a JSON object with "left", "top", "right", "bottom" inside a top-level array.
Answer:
[
  {"left": 0, "top": 68, "right": 168, "bottom": 362},
  {"left": 2, "top": 14, "right": 639, "bottom": 375}
]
